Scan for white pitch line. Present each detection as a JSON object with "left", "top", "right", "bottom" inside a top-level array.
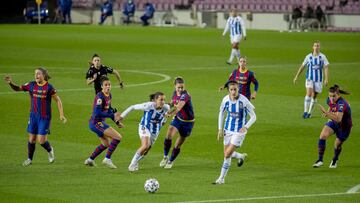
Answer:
[
  {"left": 174, "top": 192, "right": 359, "bottom": 203},
  {"left": 0, "top": 70, "right": 171, "bottom": 95},
  {"left": 347, "top": 184, "right": 360, "bottom": 194}
]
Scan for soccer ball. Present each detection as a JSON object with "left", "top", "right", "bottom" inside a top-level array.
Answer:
[{"left": 144, "top": 178, "right": 160, "bottom": 193}]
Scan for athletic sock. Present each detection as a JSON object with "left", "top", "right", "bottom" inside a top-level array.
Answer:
[
  {"left": 40, "top": 141, "right": 52, "bottom": 153},
  {"left": 308, "top": 98, "right": 316, "bottom": 114},
  {"left": 219, "top": 157, "right": 231, "bottom": 180},
  {"left": 318, "top": 139, "right": 326, "bottom": 162},
  {"left": 105, "top": 139, "right": 121, "bottom": 159},
  {"left": 163, "top": 138, "right": 172, "bottom": 157},
  {"left": 130, "top": 152, "right": 143, "bottom": 165},
  {"left": 169, "top": 147, "right": 180, "bottom": 162},
  {"left": 235, "top": 49, "right": 241, "bottom": 61},
  {"left": 90, "top": 144, "right": 107, "bottom": 160},
  {"left": 28, "top": 142, "right": 36, "bottom": 160},
  {"left": 304, "top": 96, "right": 311, "bottom": 113},
  {"left": 231, "top": 151, "right": 242, "bottom": 159},
  {"left": 333, "top": 146, "right": 342, "bottom": 161}
]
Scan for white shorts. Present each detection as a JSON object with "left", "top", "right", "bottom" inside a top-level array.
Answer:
[
  {"left": 230, "top": 35, "right": 242, "bottom": 44},
  {"left": 305, "top": 79, "right": 323, "bottom": 93},
  {"left": 223, "top": 130, "right": 246, "bottom": 147},
  {"left": 138, "top": 125, "right": 158, "bottom": 145}
]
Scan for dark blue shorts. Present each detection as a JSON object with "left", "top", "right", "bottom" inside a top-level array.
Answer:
[
  {"left": 326, "top": 121, "right": 351, "bottom": 142},
  {"left": 89, "top": 120, "right": 110, "bottom": 137},
  {"left": 170, "top": 117, "right": 194, "bottom": 138},
  {"left": 27, "top": 114, "right": 50, "bottom": 135}
]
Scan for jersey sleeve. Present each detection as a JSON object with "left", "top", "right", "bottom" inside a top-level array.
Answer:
[
  {"left": 337, "top": 100, "right": 345, "bottom": 113},
  {"left": 323, "top": 54, "right": 330, "bottom": 66},
  {"left": 106, "top": 66, "right": 114, "bottom": 74},
  {"left": 239, "top": 17, "right": 246, "bottom": 37},
  {"left": 86, "top": 68, "right": 94, "bottom": 79},
  {"left": 251, "top": 72, "right": 259, "bottom": 92},
  {"left": 218, "top": 96, "right": 227, "bottom": 130},
  {"left": 302, "top": 55, "right": 309, "bottom": 66},
  {"left": 48, "top": 85, "right": 57, "bottom": 96},
  {"left": 120, "top": 102, "right": 153, "bottom": 118},
  {"left": 242, "top": 95, "right": 256, "bottom": 129},
  {"left": 179, "top": 93, "right": 190, "bottom": 103},
  {"left": 222, "top": 18, "right": 230, "bottom": 36},
  {"left": 326, "top": 97, "right": 331, "bottom": 107},
  {"left": 21, "top": 82, "right": 30, "bottom": 92}
]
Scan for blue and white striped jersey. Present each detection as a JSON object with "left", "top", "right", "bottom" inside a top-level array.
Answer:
[
  {"left": 121, "top": 102, "right": 170, "bottom": 136},
  {"left": 218, "top": 94, "right": 255, "bottom": 132},
  {"left": 222, "top": 16, "right": 246, "bottom": 37},
  {"left": 302, "top": 53, "right": 329, "bottom": 82}
]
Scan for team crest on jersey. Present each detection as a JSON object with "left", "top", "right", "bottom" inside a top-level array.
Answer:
[
  {"left": 339, "top": 104, "right": 344, "bottom": 111},
  {"left": 239, "top": 102, "right": 244, "bottom": 109},
  {"left": 97, "top": 122, "right": 104, "bottom": 127},
  {"left": 97, "top": 99, "right": 102, "bottom": 105}
]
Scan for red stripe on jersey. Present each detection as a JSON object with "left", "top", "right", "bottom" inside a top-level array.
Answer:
[
  {"left": 33, "top": 84, "right": 38, "bottom": 114},
  {"left": 41, "top": 83, "right": 48, "bottom": 118}
]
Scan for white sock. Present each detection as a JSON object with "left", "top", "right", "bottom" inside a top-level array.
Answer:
[
  {"left": 235, "top": 49, "right": 240, "bottom": 60},
  {"left": 130, "top": 152, "right": 142, "bottom": 166},
  {"left": 308, "top": 98, "right": 316, "bottom": 114},
  {"left": 231, "top": 151, "right": 243, "bottom": 159},
  {"left": 228, "top": 49, "right": 235, "bottom": 63},
  {"left": 304, "top": 96, "right": 311, "bottom": 113},
  {"left": 219, "top": 157, "right": 231, "bottom": 180}
]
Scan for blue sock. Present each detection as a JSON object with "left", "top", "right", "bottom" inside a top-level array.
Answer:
[
  {"left": 333, "top": 147, "right": 342, "bottom": 161},
  {"left": 169, "top": 147, "right": 180, "bottom": 162},
  {"left": 106, "top": 139, "right": 120, "bottom": 159},
  {"left": 28, "top": 142, "right": 35, "bottom": 160},
  {"left": 318, "top": 139, "right": 326, "bottom": 161},
  {"left": 90, "top": 144, "right": 107, "bottom": 160},
  {"left": 40, "top": 141, "right": 52, "bottom": 153},
  {"left": 164, "top": 138, "right": 172, "bottom": 157}
]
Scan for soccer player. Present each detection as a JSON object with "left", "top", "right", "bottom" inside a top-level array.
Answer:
[
  {"left": 214, "top": 81, "right": 256, "bottom": 184},
  {"left": 219, "top": 57, "right": 258, "bottom": 100},
  {"left": 120, "top": 92, "right": 170, "bottom": 172},
  {"left": 4, "top": 68, "right": 67, "bottom": 166},
  {"left": 222, "top": 9, "right": 246, "bottom": 65},
  {"left": 86, "top": 54, "right": 124, "bottom": 94},
  {"left": 313, "top": 84, "right": 352, "bottom": 169},
  {"left": 85, "top": 76, "right": 123, "bottom": 169},
  {"left": 293, "top": 41, "right": 329, "bottom": 119},
  {"left": 159, "top": 77, "right": 195, "bottom": 169}
]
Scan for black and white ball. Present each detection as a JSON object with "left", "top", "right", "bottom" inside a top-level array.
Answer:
[{"left": 144, "top": 178, "right": 160, "bottom": 193}]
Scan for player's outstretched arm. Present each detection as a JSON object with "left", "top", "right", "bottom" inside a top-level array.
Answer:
[
  {"left": 52, "top": 94, "right": 67, "bottom": 124},
  {"left": 4, "top": 76, "right": 22, "bottom": 91},
  {"left": 112, "top": 69, "right": 124, "bottom": 89}
]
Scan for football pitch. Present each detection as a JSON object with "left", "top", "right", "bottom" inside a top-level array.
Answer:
[{"left": 0, "top": 25, "right": 359, "bottom": 202}]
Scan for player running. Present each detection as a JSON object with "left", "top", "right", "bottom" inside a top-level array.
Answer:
[
  {"left": 159, "top": 77, "right": 195, "bottom": 169},
  {"left": 4, "top": 68, "right": 67, "bottom": 166},
  {"left": 120, "top": 92, "right": 170, "bottom": 172},
  {"left": 214, "top": 81, "right": 256, "bottom": 184},
  {"left": 86, "top": 54, "right": 124, "bottom": 94},
  {"left": 293, "top": 41, "right": 329, "bottom": 119},
  {"left": 85, "top": 76, "right": 123, "bottom": 169},
  {"left": 222, "top": 9, "right": 246, "bottom": 65},
  {"left": 313, "top": 84, "right": 352, "bottom": 169},
  {"left": 219, "top": 57, "right": 258, "bottom": 100}
]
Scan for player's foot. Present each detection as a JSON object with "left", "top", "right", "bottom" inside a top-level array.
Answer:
[
  {"left": 306, "top": 113, "right": 311, "bottom": 118},
  {"left": 48, "top": 147, "right": 55, "bottom": 163},
  {"left": 128, "top": 163, "right": 139, "bottom": 172},
  {"left": 237, "top": 153, "right": 247, "bottom": 167},
  {"left": 22, "top": 158, "right": 32, "bottom": 167},
  {"left": 84, "top": 158, "right": 96, "bottom": 167},
  {"left": 226, "top": 61, "right": 232, "bottom": 65},
  {"left": 164, "top": 161, "right": 173, "bottom": 169},
  {"left": 313, "top": 160, "right": 323, "bottom": 168},
  {"left": 159, "top": 156, "right": 168, "bottom": 167},
  {"left": 102, "top": 158, "right": 117, "bottom": 169},
  {"left": 329, "top": 159, "right": 337, "bottom": 168},
  {"left": 212, "top": 178, "right": 225, "bottom": 185},
  {"left": 303, "top": 112, "right": 308, "bottom": 119}
]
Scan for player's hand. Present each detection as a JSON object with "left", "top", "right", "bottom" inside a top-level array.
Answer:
[
  {"left": 4, "top": 75, "right": 12, "bottom": 84},
  {"left": 251, "top": 92, "right": 257, "bottom": 100},
  {"left": 318, "top": 104, "right": 327, "bottom": 114},
  {"left": 243, "top": 36, "right": 247, "bottom": 41},
  {"left": 324, "top": 79, "right": 328, "bottom": 87},
  {"left": 119, "top": 82, "right": 124, "bottom": 89},
  {"left": 239, "top": 127, "right": 247, "bottom": 133},
  {"left": 116, "top": 121, "right": 124, "bottom": 128},
  {"left": 60, "top": 115, "right": 67, "bottom": 124},
  {"left": 114, "top": 112, "right": 121, "bottom": 122},
  {"left": 217, "top": 130, "right": 223, "bottom": 141},
  {"left": 293, "top": 77, "right": 298, "bottom": 85}
]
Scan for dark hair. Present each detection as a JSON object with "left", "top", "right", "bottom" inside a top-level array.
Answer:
[
  {"left": 174, "top": 76, "right": 184, "bottom": 85},
  {"left": 92, "top": 54, "right": 100, "bottom": 59},
  {"left": 149, "top": 92, "right": 164, "bottom": 101},
  {"left": 225, "top": 80, "right": 238, "bottom": 89},
  {"left": 100, "top": 76, "right": 110, "bottom": 85},
  {"left": 36, "top": 67, "right": 51, "bottom": 81},
  {"left": 329, "top": 84, "right": 350, "bottom": 95}
]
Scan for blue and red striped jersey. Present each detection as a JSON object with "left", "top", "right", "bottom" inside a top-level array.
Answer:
[
  {"left": 172, "top": 90, "right": 194, "bottom": 121},
  {"left": 327, "top": 97, "right": 352, "bottom": 131},
  {"left": 90, "top": 91, "right": 114, "bottom": 122},
  {"left": 21, "top": 81, "right": 56, "bottom": 119},
  {"left": 228, "top": 68, "right": 259, "bottom": 99}
]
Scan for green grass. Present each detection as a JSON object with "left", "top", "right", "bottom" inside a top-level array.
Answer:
[{"left": 0, "top": 24, "right": 359, "bottom": 203}]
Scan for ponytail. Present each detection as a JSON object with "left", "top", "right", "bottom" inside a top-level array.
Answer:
[{"left": 329, "top": 84, "right": 350, "bottom": 95}]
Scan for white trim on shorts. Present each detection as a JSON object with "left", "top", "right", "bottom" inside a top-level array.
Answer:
[
  {"left": 305, "top": 79, "right": 323, "bottom": 93},
  {"left": 230, "top": 35, "right": 242, "bottom": 44},
  {"left": 223, "top": 130, "right": 246, "bottom": 147},
  {"left": 138, "top": 125, "right": 158, "bottom": 145}
]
